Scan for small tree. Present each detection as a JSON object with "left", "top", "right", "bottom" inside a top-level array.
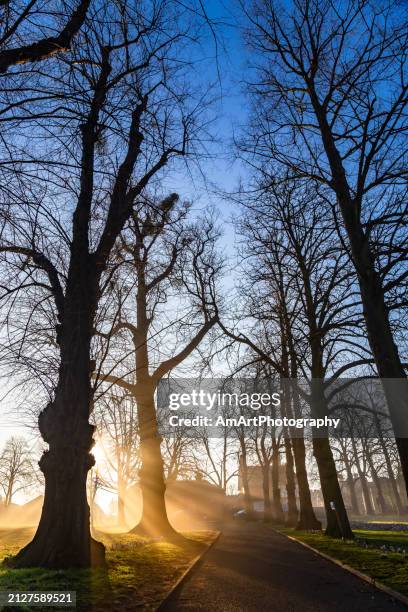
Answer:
[
  {"left": 93, "top": 392, "right": 140, "bottom": 528},
  {"left": 0, "top": 437, "right": 34, "bottom": 506}
]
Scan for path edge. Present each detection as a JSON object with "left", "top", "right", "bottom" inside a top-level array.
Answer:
[
  {"left": 155, "top": 531, "right": 221, "bottom": 611},
  {"left": 278, "top": 530, "right": 408, "bottom": 608}
]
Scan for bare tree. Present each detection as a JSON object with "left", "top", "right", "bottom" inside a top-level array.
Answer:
[
  {"left": 222, "top": 180, "right": 367, "bottom": 536},
  {"left": 194, "top": 417, "right": 238, "bottom": 494},
  {"left": 240, "top": 0, "right": 408, "bottom": 490},
  {"left": 95, "top": 198, "right": 220, "bottom": 536},
  {"left": 331, "top": 437, "right": 361, "bottom": 516},
  {"left": 0, "top": 436, "right": 34, "bottom": 506},
  {"left": 92, "top": 391, "right": 140, "bottom": 528}
]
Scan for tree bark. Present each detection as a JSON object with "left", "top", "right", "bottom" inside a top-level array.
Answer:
[
  {"left": 130, "top": 384, "right": 175, "bottom": 537},
  {"left": 311, "top": 381, "right": 353, "bottom": 538},
  {"left": 312, "top": 437, "right": 352, "bottom": 538},
  {"left": 291, "top": 437, "right": 321, "bottom": 530},
  {"left": 9, "top": 268, "right": 105, "bottom": 567},
  {"left": 286, "top": 379, "right": 321, "bottom": 530},
  {"left": 0, "top": 0, "right": 91, "bottom": 73}
]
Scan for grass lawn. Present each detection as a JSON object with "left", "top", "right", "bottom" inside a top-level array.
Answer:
[
  {"left": 0, "top": 527, "right": 218, "bottom": 611},
  {"left": 279, "top": 527, "right": 408, "bottom": 599}
]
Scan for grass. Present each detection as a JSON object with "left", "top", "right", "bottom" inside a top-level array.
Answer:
[
  {"left": 0, "top": 527, "right": 218, "bottom": 611},
  {"left": 279, "top": 527, "right": 408, "bottom": 599}
]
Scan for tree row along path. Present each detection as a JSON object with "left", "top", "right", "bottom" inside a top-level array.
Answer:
[{"left": 162, "top": 522, "right": 406, "bottom": 611}]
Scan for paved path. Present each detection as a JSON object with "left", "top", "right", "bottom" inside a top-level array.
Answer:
[{"left": 162, "top": 522, "right": 407, "bottom": 611}]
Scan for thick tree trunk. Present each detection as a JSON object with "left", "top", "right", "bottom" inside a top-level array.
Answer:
[
  {"left": 9, "top": 381, "right": 104, "bottom": 567},
  {"left": 9, "top": 425, "right": 103, "bottom": 568},
  {"left": 8, "top": 265, "right": 105, "bottom": 568},
  {"left": 348, "top": 238, "right": 408, "bottom": 495},
  {"left": 130, "top": 385, "right": 175, "bottom": 537},
  {"left": 312, "top": 437, "right": 352, "bottom": 538},
  {"left": 284, "top": 436, "right": 298, "bottom": 526},
  {"left": 311, "top": 96, "right": 408, "bottom": 496}
]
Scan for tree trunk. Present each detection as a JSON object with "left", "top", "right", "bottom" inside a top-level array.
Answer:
[
  {"left": 287, "top": 382, "right": 321, "bottom": 530},
  {"left": 8, "top": 268, "right": 105, "bottom": 568},
  {"left": 311, "top": 381, "right": 353, "bottom": 538},
  {"left": 284, "top": 436, "right": 298, "bottom": 526},
  {"left": 5, "top": 483, "right": 12, "bottom": 507},
  {"left": 341, "top": 214, "right": 408, "bottom": 495},
  {"left": 130, "top": 384, "right": 175, "bottom": 537},
  {"left": 285, "top": 360, "right": 321, "bottom": 530},
  {"left": 293, "top": 227, "right": 352, "bottom": 537},
  {"left": 271, "top": 441, "right": 284, "bottom": 523},
  {"left": 9, "top": 383, "right": 104, "bottom": 568},
  {"left": 311, "top": 94, "right": 408, "bottom": 496},
  {"left": 312, "top": 437, "right": 352, "bottom": 538},
  {"left": 360, "top": 474, "right": 375, "bottom": 516},
  {"left": 239, "top": 442, "right": 253, "bottom": 517},
  {"left": 291, "top": 437, "right": 321, "bottom": 530}
]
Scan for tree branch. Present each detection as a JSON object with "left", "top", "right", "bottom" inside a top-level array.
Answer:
[{"left": 0, "top": 0, "right": 91, "bottom": 73}]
